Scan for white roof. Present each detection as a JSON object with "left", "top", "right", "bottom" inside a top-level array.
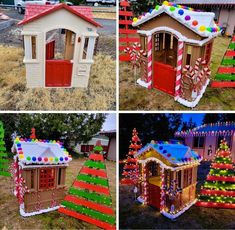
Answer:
[
  {"left": 132, "top": 3, "right": 221, "bottom": 38},
  {"left": 174, "top": 0, "right": 235, "bottom": 5},
  {"left": 13, "top": 137, "right": 72, "bottom": 165}
]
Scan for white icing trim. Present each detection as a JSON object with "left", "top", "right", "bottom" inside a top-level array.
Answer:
[
  {"left": 161, "top": 199, "right": 197, "bottom": 219},
  {"left": 133, "top": 5, "right": 220, "bottom": 38},
  {"left": 18, "top": 161, "right": 69, "bottom": 169},
  {"left": 175, "top": 78, "right": 209, "bottom": 108},
  {"left": 137, "top": 27, "right": 217, "bottom": 46},
  {"left": 20, "top": 204, "right": 61, "bottom": 217},
  {"left": 137, "top": 157, "right": 200, "bottom": 171},
  {"left": 137, "top": 78, "right": 152, "bottom": 88}
]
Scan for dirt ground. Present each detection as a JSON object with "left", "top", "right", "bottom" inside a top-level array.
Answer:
[
  {"left": 0, "top": 158, "right": 116, "bottom": 230},
  {"left": 119, "top": 36, "right": 235, "bottom": 110},
  {"left": 119, "top": 161, "right": 235, "bottom": 229}
]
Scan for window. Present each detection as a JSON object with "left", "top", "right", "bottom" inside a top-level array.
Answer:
[
  {"left": 25, "top": 169, "right": 36, "bottom": 190},
  {"left": 183, "top": 168, "right": 192, "bottom": 188},
  {"left": 31, "top": 36, "right": 36, "bottom": 59},
  {"left": 176, "top": 171, "right": 182, "bottom": 188},
  {"left": 204, "top": 42, "right": 212, "bottom": 64},
  {"left": 193, "top": 136, "right": 205, "bottom": 148},
  {"left": 82, "top": 37, "right": 89, "bottom": 59},
  {"left": 186, "top": 45, "right": 192, "bottom": 65},
  {"left": 58, "top": 168, "right": 65, "bottom": 186},
  {"left": 39, "top": 168, "right": 55, "bottom": 189}
]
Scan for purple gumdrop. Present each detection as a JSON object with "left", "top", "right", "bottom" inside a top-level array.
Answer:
[{"left": 185, "top": 15, "right": 191, "bottom": 21}]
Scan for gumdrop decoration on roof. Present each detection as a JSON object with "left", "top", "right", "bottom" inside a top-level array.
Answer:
[
  {"left": 196, "top": 139, "right": 235, "bottom": 209},
  {"left": 120, "top": 128, "right": 142, "bottom": 185},
  {"left": 58, "top": 140, "right": 116, "bottom": 229},
  {"left": 0, "top": 121, "right": 11, "bottom": 177}
]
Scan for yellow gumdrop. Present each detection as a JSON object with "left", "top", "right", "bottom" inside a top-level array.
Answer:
[
  {"left": 133, "top": 17, "right": 138, "bottom": 23},
  {"left": 49, "top": 157, "right": 53, "bottom": 162},
  {"left": 199, "top": 25, "right": 206, "bottom": 32},
  {"left": 163, "top": 1, "right": 169, "bottom": 6},
  {"left": 19, "top": 154, "right": 24, "bottom": 159}
]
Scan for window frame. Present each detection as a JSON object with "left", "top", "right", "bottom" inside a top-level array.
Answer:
[
  {"left": 193, "top": 136, "right": 205, "bottom": 148},
  {"left": 23, "top": 34, "right": 38, "bottom": 62}
]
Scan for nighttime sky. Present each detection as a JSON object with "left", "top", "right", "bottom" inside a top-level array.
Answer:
[{"left": 102, "top": 113, "right": 205, "bottom": 131}]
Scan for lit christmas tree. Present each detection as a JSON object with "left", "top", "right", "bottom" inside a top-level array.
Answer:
[
  {"left": 121, "top": 128, "right": 142, "bottom": 185},
  {"left": 196, "top": 139, "right": 235, "bottom": 209},
  {"left": 0, "top": 121, "right": 11, "bottom": 177}
]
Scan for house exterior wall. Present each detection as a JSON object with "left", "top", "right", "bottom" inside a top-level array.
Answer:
[
  {"left": 107, "top": 136, "right": 116, "bottom": 161},
  {"left": 22, "top": 166, "right": 66, "bottom": 213},
  {"left": 218, "top": 8, "right": 235, "bottom": 36},
  {"left": 22, "top": 8, "right": 98, "bottom": 88},
  {"left": 184, "top": 135, "right": 235, "bottom": 161}
]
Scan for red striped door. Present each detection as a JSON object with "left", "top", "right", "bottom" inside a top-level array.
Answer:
[
  {"left": 46, "top": 60, "right": 72, "bottom": 87},
  {"left": 153, "top": 61, "right": 176, "bottom": 96}
]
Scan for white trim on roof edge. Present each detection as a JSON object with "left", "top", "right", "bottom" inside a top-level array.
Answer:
[
  {"left": 137, "top": 27, "right": 217, "bottom": 46},
  {"left": 18, "top": 161, "right": 69, "bottom": 169}
]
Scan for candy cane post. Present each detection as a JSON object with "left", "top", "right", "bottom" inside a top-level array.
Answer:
[
  {"left": 147, "top": 35, "right": 153, "bottom": 89},
  {"left": 175, "top": 40, "right": 184, "bottom": 97}
]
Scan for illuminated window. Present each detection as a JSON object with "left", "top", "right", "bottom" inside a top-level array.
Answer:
[
  {"left": 39, "top": 168, "right": 55, "bottom": 189},
  {"left": 193, "top": 136, "right": 205, "bottom": 148}
]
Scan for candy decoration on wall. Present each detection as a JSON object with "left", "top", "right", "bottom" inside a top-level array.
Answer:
[
  {"left": 120, "top": 128, "right": 142, "bottom": 185},
  {"left": 0, "top": 121, "right": 11, "bottom": 177},
  {"left": 124, "top": 42, "right": 147, "bottom": 85},
  {"left": 59, "top": 141, "right": 116, "bottom": 229},
  {"left": 196, "top": 139, "right": 235, "bottom": 209}
]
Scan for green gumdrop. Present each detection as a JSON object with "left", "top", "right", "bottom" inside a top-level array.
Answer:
[
  {"left": 55, "top": 157, "right": 59, "bottom": 162},
  {"left": 170, "top": 6, "right": 175, "bottom": 11},
  {"left": 27, "top": 156, "right": 31, "bottom": 161},
  {"left": 206, "top": 27, "right": 212, "bottom": 32},
  {"left": 155, "top": 5, "right": 159, "bottom": 10}
]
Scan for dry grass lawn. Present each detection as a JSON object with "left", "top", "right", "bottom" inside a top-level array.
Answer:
[
  {"left": 0, "top": 158, "right": 116, "bottom": 229},
  {"left": 0, "top": 46, "right": 116, "bottom": 110},
  {"left": 119, "top": 36, "right": 235, "bottom": 110}
]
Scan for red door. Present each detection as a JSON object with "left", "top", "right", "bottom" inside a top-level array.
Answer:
[
  {"left": 46, "top": 60, "right": 72, "bottom": 87},
  {"left": 148, "top": 183, "right": 161, "bottom": 209},
  {"left": 153, "top": 61, "right": 176, "bottom": 96}
]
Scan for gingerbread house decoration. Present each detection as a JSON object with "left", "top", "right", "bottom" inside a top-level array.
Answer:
[
  {"left": 18, "top": 4, "right": 101, "bottom": 88},
  {"left": 11, "top": 137, "right": 72, "bottom": 216},
  {"left": 135, "top": 140, "right": 202, "bottom": 219},
  {"left": 132, "top": 1, "right": 220, "bottom": 107}
]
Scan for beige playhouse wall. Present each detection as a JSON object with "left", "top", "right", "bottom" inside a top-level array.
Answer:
[
  {"left": 22, "top": 166, "right": 67, "bottom": 213},
  {"left": 139, "top": 13, "right": 203, "bottom": 41},
  {"left": 184, "top": 135, "right": 235, "bottom": 161},
  {"left": 107, "top": 136, "right": 116, "bottom": 161},
  {"left": 22, "top": 8, "right": 98, "bottom": 88},
  {"left": 218, "top": 8, "right": 235, "bottom": 36}
]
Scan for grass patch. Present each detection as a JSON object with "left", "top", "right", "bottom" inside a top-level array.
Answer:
[
  {"left": 0, "top": 158, "right": 116, "bottom": 229},
  {"left": 0, "top": 45, "right": 116, "bottom": 110},
  {"left": 119, "top": 36, "right": 235, "bottom": 110}
]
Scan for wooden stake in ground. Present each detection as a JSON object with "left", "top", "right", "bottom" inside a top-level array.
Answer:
[{"left": 58, "top": 141, "right": 116, "bottom": 230}]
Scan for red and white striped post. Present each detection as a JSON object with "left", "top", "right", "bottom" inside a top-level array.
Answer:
[
  {"left": 147, "top": 35, "right": 153, "bottom": 89},
  {"left": 175, "top": 40, "right": 184, "bottom": 97}
]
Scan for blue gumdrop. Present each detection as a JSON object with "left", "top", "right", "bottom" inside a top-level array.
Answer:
[
  {"left": 32, "top": 156, "right": 36, "bottom": 161},
  {"left": 159, "top": 146, "right": 163, "bottom": 150},
  {"left": 163, "top": 149, "right": 167, "bottom": 154},
  {"left": 178, "top": 9, "right": 184, "bottom": 15}
]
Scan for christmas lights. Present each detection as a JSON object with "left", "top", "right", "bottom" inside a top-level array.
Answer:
[{"left": 196, "top": 139, "right": 235, "bottom": 208}]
